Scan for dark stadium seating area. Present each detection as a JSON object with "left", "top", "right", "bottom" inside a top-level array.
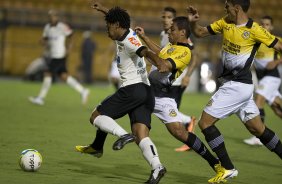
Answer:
[{"left": 0, "top": 0, "right": 281, "bottom": 78}]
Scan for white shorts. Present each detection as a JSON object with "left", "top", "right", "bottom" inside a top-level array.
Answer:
[
  {"left": 256, "top": 76, "right": 282, "bottom": 105},
  {"left": 109, "top": 60, "right": 120, "bottom": 78},
  {"left": 204, "top": 81, "right": 259, "bottom": 123},
  {"left": 153, "top": 97, "right": 182, "bottom": 124}
]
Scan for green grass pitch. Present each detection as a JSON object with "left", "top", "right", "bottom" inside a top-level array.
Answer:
[{"left": 0, "top": 79, "right": 281, "bottom": 184}]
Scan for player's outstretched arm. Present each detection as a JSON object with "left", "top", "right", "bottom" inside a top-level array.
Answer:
[
  {"left": 181, "top": 53, "right": 197, "bottom": 87},
  {"left": 140, "top": 48, "right": 172, "bottom": 73},
  {"left": 135, "top": 27, "right": 161, "bottom": 54},
  {"left": 90, "top": 0, "right": 109, "bottom": 14},
  {"left": 266, "top": 58, "right": 282, "bottom": 70},
  {"left": 187, "top": 6, "right": 210, "bottom": 38}
]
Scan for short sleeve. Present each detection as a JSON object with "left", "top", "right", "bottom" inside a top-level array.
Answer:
[
  {"left": 165, "top": 48, "right": 191, "bottom": 71},
  {"left": 124, "top": 36, "right": 144, "bottom": 55},
  {"left": 253, "top": 25, "right": 277, "bottom": 48},
  {"left": 42, "top": 24, "right": 48, "bottom": 38},
  {"left": 207, "top": 18, "right": 225, "bottom": 35}
]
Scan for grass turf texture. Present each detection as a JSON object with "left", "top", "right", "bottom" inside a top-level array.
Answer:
[{"left": 0, "top": 79, "right": 281, "bottom": 184}]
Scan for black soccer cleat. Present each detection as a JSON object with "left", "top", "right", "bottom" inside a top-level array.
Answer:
[
  {"left": 145, "top": 165, "right": 167, "bottom": 184},
  {"left": 112, "top": 134, "right": 135, "bottom": 150}
]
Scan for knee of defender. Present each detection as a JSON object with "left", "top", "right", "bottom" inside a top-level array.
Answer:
[
  {"left": 89, "top": 110, "right": 100, "bottom": 125},
  {"left": 89, "top": 113, "right": 98, "bottom": 125}
]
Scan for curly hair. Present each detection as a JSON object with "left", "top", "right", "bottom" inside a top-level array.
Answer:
[{"left": 105, "top": 7, "right": 130, "bottom": 29}]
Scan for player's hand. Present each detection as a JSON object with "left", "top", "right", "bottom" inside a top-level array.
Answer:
[
  {"left": 187, "top": 6, "right": 200, "bottom": 22},
  {"left": 181, "top": 76, "right": 190, "bottom": 88},
  {"left": 90, "top": 0, "right": 103, "bottom": 11},
  {"left": 134, "top": 26, "right": 146, "bottom": 39}
]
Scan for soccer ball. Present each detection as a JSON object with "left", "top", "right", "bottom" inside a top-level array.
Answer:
[{"left": 19, "top": 149, "right": 42, "bottom": 172}]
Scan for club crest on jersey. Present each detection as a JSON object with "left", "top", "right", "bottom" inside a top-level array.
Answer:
[
  {"left": 242, "top": 31, "right": 250, "bottom": 40},
  {"left": 167, "top": 47, "right": 175, "bottom": 54},
  {"left": 206, "top": 99, "right": 213, "bottom": 107},
  {"left": 169, "top": 109, "right": 177, "bottom": 117}
]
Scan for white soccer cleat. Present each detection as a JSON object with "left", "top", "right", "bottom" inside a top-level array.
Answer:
[
  {"left": 29, "top": 96, "right": 44, "bottom": 106},
  {"left": 81, "top": 89, "right": 90, "bottom": 105},
  {"left": 243, "top": 136, "right": 263, "bottom": 146}
]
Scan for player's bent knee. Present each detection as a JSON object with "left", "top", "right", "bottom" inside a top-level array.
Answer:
[{"left": 89, "top": 110, "right": 100, "bottom": 124}]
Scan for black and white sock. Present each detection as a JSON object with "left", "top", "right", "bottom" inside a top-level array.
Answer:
[
  {"left": 185, "top": 132, "right": 219, "bottom": 169},
  {"left": 202, "top": 125, "right": 235, "bottom": 170},
  {"left": 258, "top": 127, "right": 282, "bottom": 159}
]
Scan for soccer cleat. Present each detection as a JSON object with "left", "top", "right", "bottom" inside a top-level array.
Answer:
[
  {"left": 145, "top": 165, "right": 167, "bottom": 184},
  {"left": 29, "top": 96, "right": 44, "bottom": 106},
  {"left": 174, "top": 116, "right": 197, "bottom": 152},
  {"left": 112, "top": 134, "right": 135, "bottom": 150},
  {"left": 208, "top": 164, "right": 238, "bottom": 183},
  {"left": 81, "top": 89, "right": 90, "bottom": 105},
  {"left": 75, "top": 145, "right": 103, "bottom": 158},
  {"left": 243, "top": 136, "right": 263, "bottom": 146}
]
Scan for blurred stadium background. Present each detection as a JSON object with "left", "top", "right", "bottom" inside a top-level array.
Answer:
[{"left": 0, "top": 0, "right": 281, "bottom": 92}]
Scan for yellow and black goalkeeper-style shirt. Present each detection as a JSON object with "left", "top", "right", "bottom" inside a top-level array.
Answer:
[
  {"left": 207, "top": 18, "right": 279, "bottom": 84},
  {"left": 149, "top": 42, "right": 192, "bottom": 97},
  {"left": 254, "top": 37, "right": 281, "bottom": 80}
]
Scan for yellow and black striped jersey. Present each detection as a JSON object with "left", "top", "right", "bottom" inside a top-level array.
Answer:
[
  {"left": 148, "top": 42, "right": 192, "bottom": 97},
  {"left": 207, "top": 18, "right": 279, "bottom": 84},
  {"left": 254, "top": 37, "right": 281, "bottom": 79}
]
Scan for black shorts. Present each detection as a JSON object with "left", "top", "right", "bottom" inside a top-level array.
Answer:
[
  {"left": 46, "top": 58, "right": 67, "bottom": 75},
  {"left": 97, "top": 83, "right": 155, "bottom": 129},
  {"left": 169, "top": 86, "right": 186, "bottom": 108}
]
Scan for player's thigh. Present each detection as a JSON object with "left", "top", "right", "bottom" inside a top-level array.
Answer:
[
  {"left": 244, "top": 115, "right": 265, "bottom": 136},
  {"left": 204, "top": 81, "right": 254, "bottom": 120},
  {"left": 97, "top": 83, "right": 148, "bottom": 119},
  {"left": 256, "top": 76, "right": 281, "bottom": 105}
]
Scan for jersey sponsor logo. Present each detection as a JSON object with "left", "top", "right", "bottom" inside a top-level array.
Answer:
[
  {"left": 137, "top": 68, "right": 146, "bottom": 75},
  {"left": 169, "top": 109, "right": 177, "bottom": 117},
  {"left": 242, "top": 31, "right": 250, "bottom": 40},
  {"left": 116, "top": 56, "right": 121, "bottom": 64},
  {"left": 138, "top": 61, "right": 144, "bottom": 67},
  {"left": 128, "top": 37, "right": 141, "bottom": 47},
  {"left": 175, "top": 51, "right": 188, "bottom": 60},
  {"left": 223, "top": 40, "right": 241, "bottom": 55}
]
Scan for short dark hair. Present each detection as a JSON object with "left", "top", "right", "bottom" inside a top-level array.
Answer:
[
  {"left": 163, "top": 7, "right": 176, "bottom": 17},
  {"left": 105, "top": 7, "right": 130, "bottom": 29},
  {"left": 228, "top": 0, "right": 250, "bottom": 12},
  {"left": 173, "top": 16, "right": 190, "bottom": 38},
  {"left": 261, "top": 15, "right": 273, "bottom": 24}
]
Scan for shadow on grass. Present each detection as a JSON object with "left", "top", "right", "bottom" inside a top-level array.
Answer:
[
  {"left": 61, "top": 160, "right": 146, "bottom": 183},
  {"left": 61, "top": 160, "right": 215, "bottom": 184}
]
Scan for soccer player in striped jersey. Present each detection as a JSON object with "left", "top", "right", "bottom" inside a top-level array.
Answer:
[
  {"left": 187, "top": 0, "right": 282, "bottom": 183},
  {"left": 135, "top": 16, "right": 221, "bottom": 181},
  {"left": 160, "top": 6, "right": 198, "bottom": 152},
  {"left": 244, "top": 15, "right": 282, "bottom": 146}
]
